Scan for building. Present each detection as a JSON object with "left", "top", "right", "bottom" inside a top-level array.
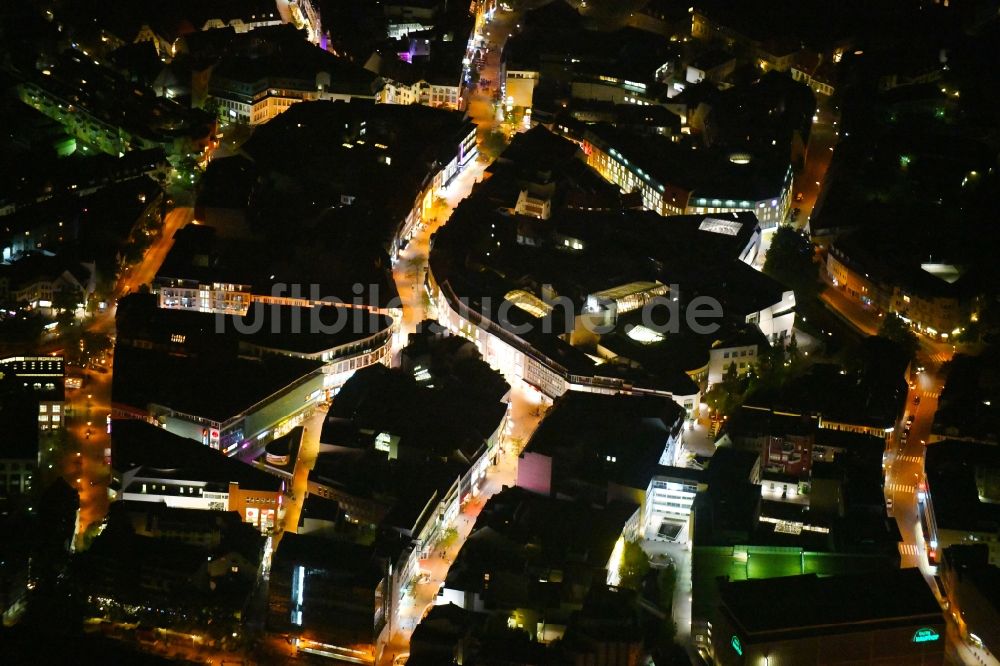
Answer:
[
  {"left": 70, "top": 0, "right": 311, "bottom": 56},
  {"left": 111, "top": 419, "right": 285, "bottom": 532},
  {"left": 827, "top": 239, "right": 976, "bottom": 340},
  {"left": 690, "top": 9, "right": 802, "bottom": 73},
  {"left": 706, "top": 325, "right": 770, "bottom": 386},
  {"left": 239, "top": 100, "right": 477, "bottom": 257},
  {"left": 582, "top": 127, "right": 793, "bottom": 228},
  {"left": 940, "top": 545, "right": 1000, "bottom": 661},
  {"left": 112, "top": 293, "right": 394, "bottom": 453},
  {"left": 685, "top": 50, "right": 737, "bottom": 86},
  {"left": 690, "top": 431, "right": 901, "bottom": 658},
  {"left": 923, "top": 441, "right": 1000, "bottom": 566},
  {"left": 79, "top": 500, "right": 266, "bottom": 634},
  {"left": 0, "top": 356, "right": 65, "bottom": 503},
  {"left": 205, "top": 29, "right": 382, "bottom": 125},
  {"left": 429, "top": 127, "right": 795, "bottom": 411},
  {"left": 268, "top": 533, "right": 391, "bottom": 665},
  {"left": 791, "top": 50, "right": 837, "bottom": 96},
  {"left": 516, "top": 391, "right": 686, "bottom": 539},
  {"left": 18, "top": 51, "right": 216, "bottom": 158},
  {"left": 111, "top": 343, "right": 326, "bottom": 455},
  {"left": 689, "top": 1, "right": 854, "bottom": 75},
  {"left": 121, "top": 291, "right": 394, "bottom": 380},
  {"left": 742, "top": 339, "right": 910, "bottom": 440},
  {"left": 436, "top": 485, "right": 636, "bottom": 645},
  {"left": 713, "top": 569, "right": 944, "bottom": 665},
  {"left": 0, "top": 395, "right": 42, "bottom": 502},
  {"left": 931, "top": 352, "right": 1000, "bottom": 445},
  {"left": 369, "top": 39, "right": 467, "bottom": 111},
  {"left": 0, "top": 174, "right": 164, "bottom": 290},
  {"left": 309, "top": 332, "right": 510, "bottom": 615},
  {"left": 0, "top": 252, "right": 93, "bottom": 316},
  {"left": 500, "top": 8, "right": 675, "bottom": 114}
]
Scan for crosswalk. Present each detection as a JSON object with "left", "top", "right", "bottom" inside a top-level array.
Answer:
[
  {"left": 920, "top": 390, "right": 940, "bottom": 399},
  {"left": 899, "top": 543, "right": 920, "bottom": 557},
  {"left": 929, "top": 352, "right": 950, "bottom": 364},
  {"left": 886, "top": 482, "right": 916, "bottom": 494},
  {"left": 897, "top": 455, "right": 923, "bottom": 464}
]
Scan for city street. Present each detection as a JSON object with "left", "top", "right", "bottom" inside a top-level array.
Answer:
[
  {"left": 392, "top": 159, "right": 487, "bottom": 341},
  {"left": 392, "top": 2, "right": 519, "bottom": 343},
  {"left": 886, "top": 366, "right": 943, "bottom": 573},
  {"left": 373, "top": 6, "right": 550, "bottom": 662},
  {"left": 796, "top": 97, "right": 840, "bottom": 232},
  {"left": 275, "top": 409, "right": 328, "bottom": 545},
  {"left": 60, "top": 207, "right": 193, "bottom": 544},
  {"left": 819, "top": 280, "right": 880, "bottom": 337},
  {"left": 378, "top": 382, "right": 546, "bottom": 666},
  {"left": 117, "top": 206, "right": 193, "bottom": 299}
]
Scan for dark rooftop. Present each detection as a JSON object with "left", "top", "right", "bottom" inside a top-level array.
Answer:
[
  {"left": 273, "top": 532, "right": 383, "bottom": 587},
  {"left": 112, "top": 344, "right": 323, "bottom": 422},
  {"left": 933, "top": 352, "right": 1000, "bottom": 445},
  {"left": 117, "top": 292, "right": 394, "bottom": 356},
  {"left": 585, "top": 125, "right": 791, "bottom": 203},
  {"left": 925, "top": 440, "right": 1000, "bottom": 534},
  {"left": 719, "top": 569, "right": 942, "bottom": 641},
  {"left": 111, "top": 419, "right": 282, "bottom": 492},
  {"left": 525, "top": 391, "right": 684, "bottom": 492}
]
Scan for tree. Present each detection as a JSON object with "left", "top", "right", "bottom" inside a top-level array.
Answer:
[
  {"left": 618, "top": 540, "right": 650, "bottom": 590},
  {"left": 52, "top": 285, "right": 82, "bottom": 327},
  {"left": 763, "top": 226, "right": 818, "bottom": 299},
  {"left": 705, "top": 362, "right": 747, "bottom": 416},
  {"left": 479, "top": 130, "right": 508, "bottom": 162},
  {"left": 879, "top": 313, "right": 919, "bottom": 361},
  {"left": 787, "top": 331, "right": 800, "bottom": 362}
]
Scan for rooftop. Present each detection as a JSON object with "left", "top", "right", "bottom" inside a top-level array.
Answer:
[
  {"left": 719, "top": 569, "right": 942, "bottom": 641},
  {"left": 117, "top": 292, "right": 394, "bottom": 356},
  {"left": 933, "top": 352, "right": 1000, "bottom": 444},
  {"left": 155, "top": 222, "right": 398, "bottom": 309},
  {"left": 111, "top": 343, "right": 322, "bottom": 423},
  {"left": 444, "top": 486, "right": 636, "bottom": 606},
  {"left": 273, "top": 532, "right": 383, "bottom": 587},
  {"left": 326, "top": 358, "right": 509, "bottom": 460},
  {"left": 524, "top": 391, "right": 684, "bottom": 492},
  {"left": 585, "top": 125, "right": 791, "bottom": 203},
  {"left": 925, "top": 440, "right": 1000, "bottom": 534},
  {"left": 111, "top": 419, "right": 283, "bottom": 492},
  {"left": 0, "top": 393, "right": 43, "bottom": 460}
]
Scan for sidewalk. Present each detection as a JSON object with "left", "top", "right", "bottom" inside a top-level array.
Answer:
[{"left": 378, "top": 384, "right": 544, "bottom": 665}]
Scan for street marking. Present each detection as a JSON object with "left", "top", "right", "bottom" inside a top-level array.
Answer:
[
  {"left": 921, "top": 391, "right": 939, "bottom": 398},
  {"left": 887, "top": 483, "right": 915, "bottom": 494},
  {"left": 897, "top": 455, "right": 923, "bottom": 464},
  {"left": 899, "top": 543, "right": 919, "bottom": 556}
]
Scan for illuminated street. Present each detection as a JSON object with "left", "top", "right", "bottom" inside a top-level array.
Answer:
[
  {"left": 378, "top": 382, "right": 546, "bottom": 666},
  {"left": 796, "top": 98, "right": 840, "bottom": 231},
  {"left": 61, "top": 207, "right": 192, "bottom": 542},
  {"left": 3, "top": 1, "right": 1000, "bottom": 665},
  {"left": 274, "top": 408, "right": 327, "bottom": 544}
]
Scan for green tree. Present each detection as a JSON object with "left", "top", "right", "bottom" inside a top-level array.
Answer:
[
  {"left": 618, "top": 540, "right": 650, "bottom": 590},
  {"left": 879, "top": 313, "right": 919, "bottom": 361},
  {"left": 764, "top": 226, "right": 818, "bottom": 299},
  {"left": 479, "top": 130, "right": 508, "bottom": 162},
  {"left": 705, "top": 362, "right": 747, "bottom": 416},
  {"left": 52, "top": 286, "right": 82, "bottom": 327}
]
